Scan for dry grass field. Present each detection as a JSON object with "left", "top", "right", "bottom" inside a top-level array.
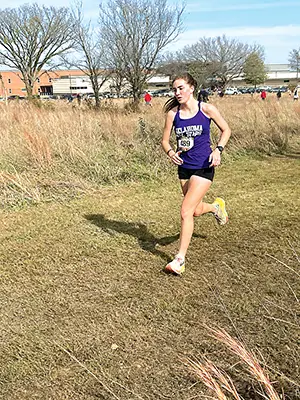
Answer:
[
  {"left": 0, "top": 94, "right": 299, "bottom": 207},
  {"left": 0, "top": 95, "right": 299, "bottom": 399}
]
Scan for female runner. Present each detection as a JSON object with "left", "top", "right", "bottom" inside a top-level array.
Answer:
[{"left": 162, "top": 73, "right": 231, "bottom": 275}]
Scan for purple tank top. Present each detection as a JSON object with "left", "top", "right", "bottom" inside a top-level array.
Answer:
[{"left": 173, "top": 102, "right": 211, "bottom": 169}]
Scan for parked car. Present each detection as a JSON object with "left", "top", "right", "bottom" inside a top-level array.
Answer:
[
  {"left": 224, "top": 87, "right": 241, "bottom": 95},
  {"left": 120, "top": 92, "right": 132, "bottom": 98},
  {"left": 100, "top": 91, "right": 112, "bottom": 99},
  {"left": 279, "top": 86, "right": 288, "bottom": 93},
  {"left": 153, "top": 89, "right": 173, "bottom": 97},
  {"left": 237, "top": 87, "right": 248, "bottom": 94},
  {"left": 257, "top": 86, "right": 272, "bottom": 93},
  {"left": 8, "top": 95, "right": 25, "bottom": 101}
]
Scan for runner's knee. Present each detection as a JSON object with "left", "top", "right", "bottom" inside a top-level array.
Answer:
[{"left": 181, "top": 206, "right": 194, "bottom": 221}]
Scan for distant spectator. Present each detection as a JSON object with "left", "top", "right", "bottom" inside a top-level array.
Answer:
[
  {"left": 293, "top": 88, "right": 299, "bottom": 101},
  {"left": 276, "top": 90, "right": 281, "bottom": 100},
  {"left": 197, "top": 88, "right": 209, "bottom": 102},
  {"left": 144, "top": 91, "right": 152, "bottom": 106},
  {"left": 261, "top": 90, "right": 267, "bottom": 100},
  {"left": 76, "top": 93, "right": 81, "bottom": 105},
  {"left": 218, "top": 89, "right": 224, "bottom": 98}
]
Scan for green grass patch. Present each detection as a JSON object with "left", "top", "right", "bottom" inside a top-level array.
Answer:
[{"left": 0, "top": 155, "right": 299, "bottom": 399}]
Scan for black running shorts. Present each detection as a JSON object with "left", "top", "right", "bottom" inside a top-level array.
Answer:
[{"left": 178, "top": 166, "right": 215, "bottom": 181}]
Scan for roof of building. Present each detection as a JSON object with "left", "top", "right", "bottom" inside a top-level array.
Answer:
[{"left": 265, "top": 64, "right": 291, "bottom": 72}]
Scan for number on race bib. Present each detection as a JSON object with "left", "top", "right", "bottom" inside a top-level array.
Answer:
[{"left": 178, "top": 137, "right": 194, "bottom": 152}]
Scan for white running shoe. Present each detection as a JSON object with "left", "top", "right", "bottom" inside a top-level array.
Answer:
[{"left": 165, "top": 255, "right": 185, "bottom": 275}]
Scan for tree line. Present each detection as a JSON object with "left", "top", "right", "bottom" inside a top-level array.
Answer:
[{"left": 0, "top": 1, "right": 298, "bottom": 108}]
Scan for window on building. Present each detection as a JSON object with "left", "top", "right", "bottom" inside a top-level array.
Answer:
[
  {"left": 9, "top": 89, "right": 12, "bottom": 94},
  {"left": 21, "top": 88, "right": 26, "bottom": 92},
  {"left": 8, "top": 78, "right": 11, "bottom": 83},
  {"left": 49, "top": 78, "right": 52, "bottom": 82},
  {"left": 37, "top": 78, "right": 40, "bottom": 83}
]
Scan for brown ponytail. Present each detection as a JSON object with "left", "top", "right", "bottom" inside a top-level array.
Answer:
[{"left": 164, "top": 96, "right": 179, "bottom": 113}]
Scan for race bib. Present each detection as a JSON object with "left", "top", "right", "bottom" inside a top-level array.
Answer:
[{"left": 178, "top": 137, "right": 194, "bottom": 152}]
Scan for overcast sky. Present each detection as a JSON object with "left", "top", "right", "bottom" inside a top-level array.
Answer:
[{"left": 2, "top": 0, "right": 300, "bottom": 64}]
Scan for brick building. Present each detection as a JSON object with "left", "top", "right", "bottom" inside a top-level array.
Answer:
[
  {"left": 0, "top": 69, "right": 84, "bottom": 98},
  {"left": 0, "top": 69, "right": 170, "bottom": 97}
]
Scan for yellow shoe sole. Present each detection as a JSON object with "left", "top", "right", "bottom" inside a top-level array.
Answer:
[{"left": 213, "top": 198, "right": 228, "bottom": 225}]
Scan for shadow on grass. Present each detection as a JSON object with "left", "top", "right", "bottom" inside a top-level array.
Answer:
[{"left": 85, "top": 214, "right": 206, "bottom": 262}]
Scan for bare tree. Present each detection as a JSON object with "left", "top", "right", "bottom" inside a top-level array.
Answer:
[
  {"left": 156, "top": 51, "right": 189, "bottom": 78},
  {"left": 156, "top": 51, "right": 221, "bottom": 89},
  {"left": 67, "top": 2, "right": 112, "bottom": 108},
  {"left": 157, "top": 57, "right": 215, "bottom": 89},
  {"left": 188, "top": 61, "right": 221, "bottom": 89},
  {"left": 108, "top": 64, "right": 128, "bottom": 98},
  {"left": 99, "top": 0, "right": 184, "bottom": 108},
  {"left": 182, "top": 35, "right": 263, "bottom": 88},
  {"left": 288, "top": 48, "right": 300, "bottom": 80},
  {"left": 0, "top": 4, "right": 76, "bottom": 99}
]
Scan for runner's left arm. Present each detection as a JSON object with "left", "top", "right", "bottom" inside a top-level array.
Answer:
[{"left": 203, "top": 104, "right": 231, "bottom": 167}]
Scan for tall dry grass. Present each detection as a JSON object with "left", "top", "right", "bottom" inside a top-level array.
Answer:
[
  {"left": 187, "top": 243, "right": 300, "bottom": 400},
  {"left": 0, "top": 95, "right": 299, "bottom": 207},
  {"left": 214, "top": 94, "right": 300, "bottom": 154},
  {"left": 187, "top": 327, "right": 283, "bottom": 400}
]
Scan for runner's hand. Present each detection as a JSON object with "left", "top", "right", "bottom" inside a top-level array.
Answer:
[
  {"left": 209, "top": 149, "right": 221, "bottom": 167},
  {"left": 170, "top": 151, "right": 183, "bottom": 165}
]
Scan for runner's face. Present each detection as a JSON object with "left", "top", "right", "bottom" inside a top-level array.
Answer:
[{"left": 173, "top": 79, "right": 194, "bottom": 103}]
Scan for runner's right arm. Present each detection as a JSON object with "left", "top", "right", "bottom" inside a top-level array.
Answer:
[{"left": 161, "top": 109, "right": 182, "bottom": 165}]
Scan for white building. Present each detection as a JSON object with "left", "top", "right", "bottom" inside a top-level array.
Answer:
[
  {"left": 52, "top": 75, "right": 111, "bottom": 95},
  {"left": 146, "top": 75, "right": 170, "bottom": 90},
  {"left": 264, "top": 64, "right": 299, "bottom": 86},
  {"left": 52, "top": 64, "right": 298, "bottom": 95},
  {"left": 233, "top": 64, "right": 299, "bottom": 87},
  {"left": 52, "top": 73, "right": 170, "bottom": 96}
]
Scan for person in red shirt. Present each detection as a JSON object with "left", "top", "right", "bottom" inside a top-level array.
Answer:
[
  {"left": 261, "top": 90, "right": 267, "bottom": 100},
  {"left": 144, "top": 91, "right": 152, "bottom": 106}
]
